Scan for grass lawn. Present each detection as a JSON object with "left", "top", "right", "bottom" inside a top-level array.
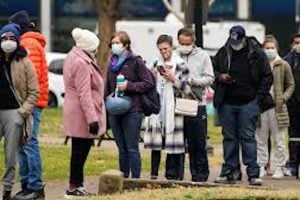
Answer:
[
  {"left": 89, "top": 187, "right": 300, "bottom": 200},
  {"left": 40, "top": 108, "right": 223, "bottom": 145}
]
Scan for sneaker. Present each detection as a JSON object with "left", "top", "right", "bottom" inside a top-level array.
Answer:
[
  {"left": 284, "top": 167, "right": 297, "bottom": 176},
  {"left": 16, "top": 188, "right": 45, "bottom": 200},
  {"left": 150, "top": 175, "right": 158, "bottom": 180},
  {"left": 2, "top": 190, "right": 11, "bottom": 200},
  {"left": 272, "top": 167, "right": 284, "bottom": 179},
  {"left": 259, "top": 166, "right": 267, "bottom": 178},
  {"left": 214, "top": 176, "right": 237, "bottom": 184},
  {"left": 64, "top": 187, "right": 94, "bottom": 199},
  {"left": 249, "top": 177, "right": 262, "bottom": 186}
]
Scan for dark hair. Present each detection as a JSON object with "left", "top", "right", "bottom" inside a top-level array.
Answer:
[
  {"left": 111, "top": 31, "right": 131, "bottom": 50},
  {"left": 20, "top": 22, "right": 40, "bottom": 35},
  {"left": 156, "top": 34, "right": 173, "bottom": 46},
  {"left": 290, "top": 33, "right": 300, "bottom": 44},
  {"left": 177, "top": 28, "right": 196, "bottom": 41},
  {"left": 263, "top": 34, "right": 279, "bottom": 50}
]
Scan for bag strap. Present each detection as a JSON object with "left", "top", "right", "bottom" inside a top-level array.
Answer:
[{"left": 177, "top": 88, "right": 198, "bottom": 100}]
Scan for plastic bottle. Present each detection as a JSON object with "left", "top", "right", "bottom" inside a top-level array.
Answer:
[{"left": 116, "top": 74, "right": 125, "bottom": 97}]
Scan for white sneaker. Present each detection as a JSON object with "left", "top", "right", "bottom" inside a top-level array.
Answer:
[
  {"left": 259, "top": 167, "right": 266, "bottom": 178},
  {"left": 284, "top": 168, "right": 293, "bottom": 176},
  {"left": 272, "top": 167, "right": 284, "bottom": 179}
]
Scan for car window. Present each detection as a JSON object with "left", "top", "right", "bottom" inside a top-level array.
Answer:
[{"left": 48, "top": 59, "right": 64, "bottom": 75}]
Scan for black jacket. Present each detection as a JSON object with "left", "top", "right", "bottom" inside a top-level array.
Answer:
[{"left": 212, "top": 36, "right": 275, "bottom": 112}]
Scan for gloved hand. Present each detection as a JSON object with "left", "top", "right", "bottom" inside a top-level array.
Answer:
[{"left": 89, "top": 121, "right": 99, "bottom": 135}]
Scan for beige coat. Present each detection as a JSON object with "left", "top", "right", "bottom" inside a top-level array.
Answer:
[
  {"left": 10, "top": 57, "right": 39, "bottom": 139},
  {"left": 272, "top": 58, "right": 295, "bottom": 128}
]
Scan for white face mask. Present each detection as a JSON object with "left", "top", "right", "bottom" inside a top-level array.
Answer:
[
  {"left": 293, "top": 44, "right": 300, "bottom": 54},
  {"left": 111, "top": 43, "right": 124, "bottom": 55},
  {"left": 231, "top": 43, "right": 244, "bottom": 51},
  {"left": 178, "top": 45, "right": 193, "bottom": 55},
  {"left": 264, "top": 49, "right": 277, "bottom": 60},
  {"left": 1, "top": 40, "right": 17, "bottom": 53}
]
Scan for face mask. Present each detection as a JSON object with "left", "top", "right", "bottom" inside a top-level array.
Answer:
[
  {"left": 264, "top": 49, "right": 277, "bottom": 60},
  {"left": 111, "top": 43, "right": 124, "bottom": 55},
  {"left": 1, "top": 40, "right": 17, "bottom": 53},
  {"left": 294, "top": 44, "right": 300, "bottom": 54},
  {"left": 231, "top": 43, "right": 244, "bottom": 51},
  {"left": 178, "top": 45, "right": 193, "bottom": 55}
]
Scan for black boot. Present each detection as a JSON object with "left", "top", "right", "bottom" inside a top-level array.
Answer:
[{"left": 3, "top": 190, "right": 11, "bottom": 200}]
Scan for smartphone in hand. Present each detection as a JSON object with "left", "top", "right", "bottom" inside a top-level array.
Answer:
[{"left": 157, "top": 65, "right": 166, "bottom": 75}]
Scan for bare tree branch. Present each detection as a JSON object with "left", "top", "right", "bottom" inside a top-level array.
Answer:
[{"left": 162, "top": 0, "right": 186, "bottom": 25}]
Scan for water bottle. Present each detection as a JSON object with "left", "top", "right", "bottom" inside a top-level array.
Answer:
[{"left": 116, "top": 74, "right": 125, "bottom": 97}]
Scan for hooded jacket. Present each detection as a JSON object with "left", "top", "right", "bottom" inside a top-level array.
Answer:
[
  {"left": 213, "top": 36, "right": 275, "bottom": 112},
  {"left": 20, "top": 31, "right": 49, "bottom": 108},
  {"left": 178, "top": 47, "right": 215, "bottom": 104}
]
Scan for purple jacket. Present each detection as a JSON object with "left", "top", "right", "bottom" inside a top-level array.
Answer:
[{"left": 106, "top": 54, "right": 154, "bottom": 113}]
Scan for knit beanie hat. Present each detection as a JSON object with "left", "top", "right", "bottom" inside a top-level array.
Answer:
[
  {"left": 9, "top": 10, "right": 31, "bottom": 28},
  {"left": 71, "top": 28, "right": 99, "bottom": 52},
  {"left": 0, "top": 23, "right": 21, "bottom": 41}
]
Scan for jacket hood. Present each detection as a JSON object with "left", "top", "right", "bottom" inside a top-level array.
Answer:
[{"left": 21, "top": 31, "right": 46, "bottom": 47}]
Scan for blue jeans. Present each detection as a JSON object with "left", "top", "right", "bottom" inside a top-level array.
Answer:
[
  {"left": 219, "top": 100, "right": 260, "bottom": 179},
  {"left": 19, "top": 107, "right": 43, "bottom": 190},
  {"left": 109, "top": 112, "right": 143, "bottom": 178}
]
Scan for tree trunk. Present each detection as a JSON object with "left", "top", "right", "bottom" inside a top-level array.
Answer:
[{"left": 94, "top": 0, "right": 119, "bottom": 79}]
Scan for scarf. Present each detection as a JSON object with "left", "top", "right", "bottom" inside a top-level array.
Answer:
[
  {"left": 109, "top": 50, "right": 130, "bottom": 73},
  {"left": 144, "top": 52, "right": 187, "bottom": 153}
]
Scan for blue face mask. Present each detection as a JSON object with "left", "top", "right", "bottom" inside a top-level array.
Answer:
[
  {"left": 111, "top": 43, "right": 124, "bottom": 55},
  {"left": 264, "top": 49, "right": 277, "bottom": 60}
]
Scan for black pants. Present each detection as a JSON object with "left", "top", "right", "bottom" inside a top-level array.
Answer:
[
  {"left": 70, "top": 137, "right": 93, "bottom": 186},
  {"left": 184, "top": 106, "right": 209, "bottom": 181},
  {"left": 287, "top": 104, "right": 300, "bottom": 171},
  {"left": 165, "top": 153, "right": 184, "bottom": 180},
  {"left": 151, "top": 150, "right": 161, "bottom": 176}
]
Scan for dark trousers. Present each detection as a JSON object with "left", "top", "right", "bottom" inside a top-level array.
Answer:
[
  {"left": 70, "top": 137, "right": 93, "bottom": 187},
  {"left": 151, "top": 150, "right": 161, "bottom": 176},
  {"left": 287, "top": 105, "right": 300, "bottom": 172},
  {"left": 219, "top": 100, "right": 260, "bottom": 179},
  {"left": 165, "top": 153, "right": 185, "bottom": 180},
  {"left": 184, "top": 106, "right": 209, "bottom": 181}
]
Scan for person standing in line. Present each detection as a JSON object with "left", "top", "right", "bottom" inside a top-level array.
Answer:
[
  {"left": 106, "top": 31, "right": 154, "bottom": 179},
  {"left": 0, "top": 23, "right": 39, "bottom": 200},
  {"left": 256, "top": 35, "right": 294, "bottom": 179},
  {"left": 176, "top": 28, "right": 215, "bottom": 182},
  {"left": 9, "top": 10, "right": 48, "bottom": 200},
  {"left": 144, "top": 34, "right": 191, "bottom": 180},
  {"left": 283, "top": 33, "right": 300, "bottom": 176},
  {"left": 213, "top": 25, "right": 274, "bottom": 186},
  {"left": 63, "top": 27, "right": 106, "bottom": 198}
]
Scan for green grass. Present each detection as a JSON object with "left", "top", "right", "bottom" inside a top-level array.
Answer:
[
  {"left": 88, "top": 187, "right": 300, "bottom": 200},
  {"left": 40, "top": 108, "right": 223, "bottom": 145},
  {"left": 40, "top": 107, "right": 63, "bottom": 137},
  {"left": 0, "top": 142, "right": 151, "bottom": 181}
]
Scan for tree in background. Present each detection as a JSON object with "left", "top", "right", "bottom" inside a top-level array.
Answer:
[{"left": 93, "top": 0, "right": 120, "bottom": 78}]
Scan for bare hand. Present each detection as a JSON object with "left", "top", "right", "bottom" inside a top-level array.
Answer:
[
  {"left": 162, "top": 70, "right": 175, "bottom": 82},
  {"left": 219, "top": 73, "right": 234, "bottom": 84},
  {"left": 117, "top": 81, "right": 127, "bottom": 91}
]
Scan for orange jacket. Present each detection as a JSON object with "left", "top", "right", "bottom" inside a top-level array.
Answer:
[{"left": 21, "top": 32, "right": 49, "bottom": 108}]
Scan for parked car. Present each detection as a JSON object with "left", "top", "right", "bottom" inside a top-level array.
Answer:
[{"left": 46, "top": 52, "right": 66, "bottom": 107}]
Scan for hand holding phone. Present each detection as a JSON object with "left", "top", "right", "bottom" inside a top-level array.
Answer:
[{"left": 157, "top": 65, "right": 166, "bottom": 75}]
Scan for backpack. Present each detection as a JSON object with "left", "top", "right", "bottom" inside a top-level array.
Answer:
[{"left": 133, "top": 57, "right": 160, "bottom": 116}]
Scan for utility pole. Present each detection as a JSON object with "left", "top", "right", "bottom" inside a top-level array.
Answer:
[
  {"left": 296, "top": 0, "right": 300, "bottom": 32},
  {"left": 194, "top": 0, "right": 203, "bottom": 47},
  {"left": 41, "top": 0, "right": 51, "bottom": 51}
]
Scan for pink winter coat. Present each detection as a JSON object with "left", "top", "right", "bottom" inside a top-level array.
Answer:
[{"left": 63, "top": 47, "right": 106, "bottom": 138}]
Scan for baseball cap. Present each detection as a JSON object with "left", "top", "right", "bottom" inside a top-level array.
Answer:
[{"left": 229, "top": 25, "right": 246, "bottom": 45}]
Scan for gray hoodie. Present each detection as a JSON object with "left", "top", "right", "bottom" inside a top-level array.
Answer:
[{"left": 177, "top": 47, "right": 215, "bottom": 104}]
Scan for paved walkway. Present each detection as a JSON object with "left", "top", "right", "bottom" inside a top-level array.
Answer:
[{"left": 3, "top": 137, "right": 300, "bottom": 199}]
